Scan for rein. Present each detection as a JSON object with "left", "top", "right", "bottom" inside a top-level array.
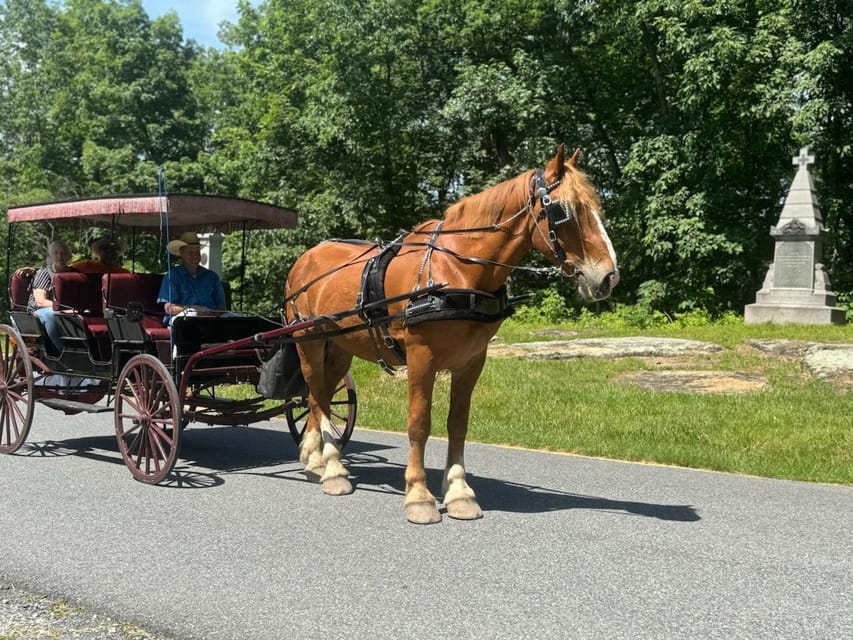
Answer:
[
  {"left": 406, "top": 167, "right": 577, "bottom": 275},
  {"left": 284, "top": 165, "right": 577, "bottom": 312}
]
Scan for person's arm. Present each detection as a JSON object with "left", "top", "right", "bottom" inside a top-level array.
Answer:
[
  {"left": 29, "top": 269, "right": 54, "bottom": 309},
  {"left": 214, "top": 279, "right": 227, "bottom": 311},
  {"left": 32, "top": 288, "right": 53, "bottom": 308},
  {"left": 158, "top": 272, "right": 199, "bottom": 314},
  {"left": 163, "top": 301, "right": 211, "bottom": 314}
]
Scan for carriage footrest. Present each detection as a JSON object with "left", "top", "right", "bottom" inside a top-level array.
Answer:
[{"left": 39, "top": 398, "right": 113, "bottom": 413}]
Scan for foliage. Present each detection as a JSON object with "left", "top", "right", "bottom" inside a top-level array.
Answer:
[
  {"left": 0, "top": 0, "right": 851, "bottom": 317},
  {"left": 510, "top": 285, "right": 743, "bottom": 329}
]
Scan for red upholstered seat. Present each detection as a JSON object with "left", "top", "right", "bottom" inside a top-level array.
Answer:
[
  {"left": 140, "top": 317, "right": 171, "bottom": 340},
  {"left": 8, "top": 268, "right": 35, "bottom": 310},
  {"left": 52, "top": 272, "right": 104, "bottom": 315},
  {"left": 52, "top": 271, "right": 108, "bottom": 337},
  {"left": 102, "top": 272, "right": 164, "bottom": 315},
  {"left": 102, "top": 273, "right": 170, "bottom": 341}
]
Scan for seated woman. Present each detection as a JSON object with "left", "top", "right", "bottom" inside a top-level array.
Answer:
[
  {"left": 28, "top": 240, "right": 77, "bottom": 353},
  {"left": 71, "top": 234, "right": 130, "bottom": 274}
]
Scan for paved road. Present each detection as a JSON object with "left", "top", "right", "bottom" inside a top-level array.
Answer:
[{"left": 1, "top": 409, "right": 851, "bottom": 640}]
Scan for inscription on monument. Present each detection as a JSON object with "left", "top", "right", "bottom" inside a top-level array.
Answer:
[{"left": 773, "top": 241, "right": 813, "bottom": 288}]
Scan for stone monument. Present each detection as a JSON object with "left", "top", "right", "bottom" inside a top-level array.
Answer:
[{"left": 744, "top": 147, "right": 846, "bottom": 325}]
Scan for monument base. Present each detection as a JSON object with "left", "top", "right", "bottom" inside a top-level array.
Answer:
[{"left": 744, "top": 303, "right": 846, "bottom": 325}]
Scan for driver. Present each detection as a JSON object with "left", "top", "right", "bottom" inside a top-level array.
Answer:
[{"left": 157, "top": 231, "right": 232, "bottom": 325}]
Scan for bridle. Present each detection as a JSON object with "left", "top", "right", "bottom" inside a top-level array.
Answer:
[
  {"left": 530, "top": 168, "right": 577, "bottom": 273},
  {"left": 414, "top": 167, "right": 582, "bottom": 277}
]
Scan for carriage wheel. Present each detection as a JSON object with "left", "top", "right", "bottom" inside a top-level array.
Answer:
[
  {"left": 115, "top": 354, "right": 182, "bottom": 484},
  {"left": 0, "top": 324, "right": 34, "bottom": 454},
  {"left": 286, "top": 372, "right": 357, "bottom": 449}
]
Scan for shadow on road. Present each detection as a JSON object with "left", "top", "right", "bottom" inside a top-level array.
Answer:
[
  {"left": 17, "top": 429, "right": 699, "bottom": 521},
  {"left": 344, "top": 446, "right": 700, "bottom": 522}
]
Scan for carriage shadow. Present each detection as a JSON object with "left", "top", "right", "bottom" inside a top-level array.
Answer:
[
  {"left": 19, "top": 425, "right": 400, "bottom": 490},
  {"left": 18, "top": 425, "right": 306, "bottom": 489}
]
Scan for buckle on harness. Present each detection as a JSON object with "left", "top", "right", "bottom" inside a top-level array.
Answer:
[{"left": 377, "top": 358, "right": 396, "bottom": 376}]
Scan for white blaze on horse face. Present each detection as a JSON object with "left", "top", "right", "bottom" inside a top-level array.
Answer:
[{"left": 592, "top": 210, "right": 618, "bottom": 271}]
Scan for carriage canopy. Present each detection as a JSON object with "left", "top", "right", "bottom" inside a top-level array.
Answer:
[{"left": 6, "top": 194, "right": 297, "bottom": 233}]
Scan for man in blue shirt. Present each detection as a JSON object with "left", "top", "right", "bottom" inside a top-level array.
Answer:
[{"left": 158, "top": 232, "right": 230, "bottom": 325}]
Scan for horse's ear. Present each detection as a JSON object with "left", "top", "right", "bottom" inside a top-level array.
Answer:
[
  {"left": 546, "top": 144, "right": 568, "bottom": 178},
  {"left": 568, "top": 147, "right": 582, "bottom": 168}
]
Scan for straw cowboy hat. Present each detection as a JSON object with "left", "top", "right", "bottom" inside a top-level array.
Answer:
[
  {"left": 168, "top": 231, "right": 202, "bottom": 255},
  {"left": 90, "top": 234, "right": 128, "bottom": 256}
]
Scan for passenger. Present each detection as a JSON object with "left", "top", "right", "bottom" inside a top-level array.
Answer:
[
  {"left": 71, "top": 234, "right": 130, "bottom": 274},
  {"left": 157, "top": 231, "right": 236, "bottom": 325},
  {"left": 28, "top": 240, "right": 77, "bottom": 353}
]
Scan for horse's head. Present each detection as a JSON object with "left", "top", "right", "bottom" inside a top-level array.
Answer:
[{"left": 529, "top": 145, "right": 619, "bottom": 301}]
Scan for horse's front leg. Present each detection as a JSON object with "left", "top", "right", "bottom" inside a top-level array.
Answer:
[
  {"left": 442, "top": 350, "right": 487, "bottom": 520},
  {"left": 404, "top": 351, "right": 441, "bottom": 524}
]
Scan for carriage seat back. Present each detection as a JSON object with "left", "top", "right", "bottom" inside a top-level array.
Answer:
[
  {"left": 8, "top": 268, "right": 35, "bottom": 310},
  {"left": 102, "top": 272, "right": 164, "bottom": 316},
  {"left": 50, "top": 272, "right": 110, "bottom": 359},
  {"left": 52, "top": 272, "right": 105, "bottom": 315}
]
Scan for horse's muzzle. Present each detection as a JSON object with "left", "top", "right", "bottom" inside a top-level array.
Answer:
[{"left": 576, "top": 268, "right": 619, "bottom": 302}]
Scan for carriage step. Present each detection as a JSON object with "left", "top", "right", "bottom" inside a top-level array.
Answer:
[{"left": 39, "top": 398, "right": 113, "bottom": 413}]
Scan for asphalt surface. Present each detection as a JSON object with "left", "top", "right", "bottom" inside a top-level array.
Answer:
[{"left": 1, "top": 409, "right": 851, "bottom": 640}]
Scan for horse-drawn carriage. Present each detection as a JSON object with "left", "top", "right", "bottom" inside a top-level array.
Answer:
[
  {"left": 0, "top": 193, "right": 357, "bottom": 483},
  {"left": 2, "top": 146, "right": 618, "bottom": 523}
]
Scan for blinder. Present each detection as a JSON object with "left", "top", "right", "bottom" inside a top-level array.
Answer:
[{"left": 532, "top": 168, "right": 573, "bottom": 265}]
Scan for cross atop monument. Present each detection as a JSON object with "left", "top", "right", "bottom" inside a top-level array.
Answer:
[{"left": 793, "top": 146, "right": 815, "bottom": 169}]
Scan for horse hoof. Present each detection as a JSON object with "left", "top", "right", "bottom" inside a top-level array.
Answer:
[
  {"left": 405, "top": 502, "right": 442, "bottom": 525},
  {"left": 322, "top": 476, "right": 354, "bottom": 496},
  {"left": 446, "top": 498, "right": 483, "bottom": 520}
]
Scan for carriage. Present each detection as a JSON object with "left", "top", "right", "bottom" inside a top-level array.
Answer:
[{"left": 0, "top": 193, "right": 360, "bottom": 483}]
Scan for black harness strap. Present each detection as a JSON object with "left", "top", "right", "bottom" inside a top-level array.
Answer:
[
  {"left": 404, "top": 285, "right": 515, "bottom": 326},
  {"left": 357, "top": 237, "right": 408, "bottom": 372}
]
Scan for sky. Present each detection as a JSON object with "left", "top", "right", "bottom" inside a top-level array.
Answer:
[{"left": 140, "top": 0, "right": 259, "bottom": 48}]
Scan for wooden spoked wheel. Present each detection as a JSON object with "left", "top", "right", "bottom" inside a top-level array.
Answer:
[
  {"left": 0, "top": 324, "right": 34, "bottom": 454},
  {"left": 114, "top": 354, "right": 182, "bottom": 484},
  {"left": 285, "top": 372, "right": 357, "bottom": 449}
]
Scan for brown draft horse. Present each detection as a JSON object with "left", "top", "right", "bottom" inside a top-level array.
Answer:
[{"left": 284, "top": 145, "right": 618, "bottom": 524}]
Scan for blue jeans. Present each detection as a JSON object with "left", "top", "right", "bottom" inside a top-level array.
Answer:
[{"left": 34, "top": 306, "right": 63, "bottom": 353}]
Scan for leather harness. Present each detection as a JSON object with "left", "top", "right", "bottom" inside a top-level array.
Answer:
[
  {"left": 294, "top": 166, "right": 567, "bottom": 373},
  {"left": 354, "top": 237, "right": 516, "bottom": 373}
]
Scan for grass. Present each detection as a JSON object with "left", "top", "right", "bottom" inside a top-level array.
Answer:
[{"left": 346, "top": 319, "right": 853, "bottom": 486}]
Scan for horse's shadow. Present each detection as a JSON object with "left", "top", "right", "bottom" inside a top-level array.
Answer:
[
  {"left": 19, "top": 431, "right": 699, "bottom": 521},
  {"left": 343, "top": 444, "right": 700, "bottom": 522}
]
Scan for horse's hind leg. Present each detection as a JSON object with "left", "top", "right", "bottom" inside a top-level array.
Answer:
[
  {"left": 442, "top": 352, "right": 486, "bottom": 520},
  {"left": 296, "top": 340, "right": 354, "bottom": 495}
]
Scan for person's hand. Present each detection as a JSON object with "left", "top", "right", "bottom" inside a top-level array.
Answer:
[{"left": 14, "top": 266, "right": 36, "bottom": 278}]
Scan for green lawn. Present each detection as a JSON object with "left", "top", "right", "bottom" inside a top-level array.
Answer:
[{"left": 348, "top": 319, "right": 853, "bottom": 486}]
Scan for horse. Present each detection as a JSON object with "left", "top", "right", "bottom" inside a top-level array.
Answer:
[{"left": 284, "top": 145, "right": 618, "bottom": 524}]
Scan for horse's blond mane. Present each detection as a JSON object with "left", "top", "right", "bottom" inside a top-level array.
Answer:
[
  {"left": 562, "top": 166, "right": 604, "bottom": 218},
  {"left": 442, "top": 164, "right": 602, "bottom": 230}
]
